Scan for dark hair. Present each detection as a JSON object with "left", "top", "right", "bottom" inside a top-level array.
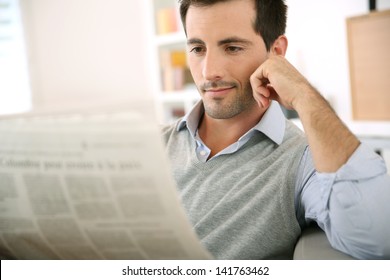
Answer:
[{"left": 178, "top": 0, "right": 287, "bottom": 51}]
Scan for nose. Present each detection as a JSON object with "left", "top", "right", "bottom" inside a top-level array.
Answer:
[{"left": 202, "top": 50, "right": 224, "bottom": 81}]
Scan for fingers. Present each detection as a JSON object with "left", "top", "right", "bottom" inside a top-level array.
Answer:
[
  {"left": 250, "top": 66, "right": 272, "bottom": 108},
  {"left": 252, "top": 84, "right": 270, "bottom": 108},
  {"left": 256, "top": 93, "right": 271, "bottom": 108},
  {"left": 250, "top": 56, "right": 299, "bottom": 110}
]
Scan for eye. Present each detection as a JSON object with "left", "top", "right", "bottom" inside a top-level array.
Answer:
[
  {"left": 226, "top": 46, "right": 243, "bottom": 53},
  {"left": 189, "top": 46, "right": 205, "bottom": 55}
]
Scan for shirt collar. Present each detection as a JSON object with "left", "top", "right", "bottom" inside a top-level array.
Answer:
[
  {"left": 177, "top": 101, "right": 204, "bottom": 137},
  {"left": 177, "top": 100, "right": 286, "bottom": 145}
]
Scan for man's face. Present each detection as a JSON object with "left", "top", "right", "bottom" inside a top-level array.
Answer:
[{"left": 186, "top": 0, "right": 268, "bottom": 119}]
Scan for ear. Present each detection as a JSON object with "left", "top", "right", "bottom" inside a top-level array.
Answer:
[{"left": 270, "top": 35, "right": 288, "bottom": 56}]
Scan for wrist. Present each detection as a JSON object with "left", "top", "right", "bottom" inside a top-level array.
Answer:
[{"left": 292, "top": 82, "right": 321, "bottom": 114}]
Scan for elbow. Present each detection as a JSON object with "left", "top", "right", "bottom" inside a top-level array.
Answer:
[
  {"left": 352, "top": 236, "right": 390, "bottom": 260},
  {"left": 327, "top": 175, "right": 390, "bottom": 259},
  {"left": 361, "top": 229, "right": 390, "bottom": 259},
  {"left": 328, "top": 221, "right": 390, "bottom": 260}
]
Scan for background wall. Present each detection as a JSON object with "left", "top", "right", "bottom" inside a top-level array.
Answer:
[
  {"left": 0, "top": 0, "right": 31, "bottom": 114},
  {"left": 3, "top": 0, "right": 390, "bottom": 116},
  {"left": 285, "top": 0, "right": 390, "bottom": 120},
  {"left": 19, "top": 0, "right": 151, "bottom": 111}
]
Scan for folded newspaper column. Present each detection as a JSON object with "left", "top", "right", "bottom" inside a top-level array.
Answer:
[{"left": 0, "top": 104, "right": 211, "bottom": 260}]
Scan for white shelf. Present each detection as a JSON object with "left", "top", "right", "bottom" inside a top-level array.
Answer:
[
  {"left": 292, "top": 118, "right": 390, "bottom": 138},
  {"left": 154, "top": 31, "right": 186, "bottom": 46},
  {"left": 291, "top": 118, "right": 390, "bottom": 151},
  {"left": 156, "top": 90, "right": 198, "bottom": 102},
  {"left": 344, "top": 121, "right": 390, "bottom": 138},
  {"left": 147, "top": 0, "right": 197, "bottom": 124}
]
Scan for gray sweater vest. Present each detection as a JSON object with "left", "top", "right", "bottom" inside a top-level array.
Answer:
[{"left": 162, "top": 120, "right": 308, "bottom": 259}]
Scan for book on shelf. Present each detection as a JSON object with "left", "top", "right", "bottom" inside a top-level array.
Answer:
[
  {"left": 160, "top": 49, "right": 193, "bottom": 92},
  {"left": 156, "top": 7, "right": 179, "bottom": 35}
]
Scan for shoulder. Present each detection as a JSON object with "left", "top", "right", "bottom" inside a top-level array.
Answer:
[
  {"left": 283, "top": 119, "right": 307, "bottom": 147},
  {"left": 160, "top": 118, "right": 184, "bottom": 144}
]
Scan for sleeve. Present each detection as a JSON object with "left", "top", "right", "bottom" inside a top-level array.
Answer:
[{"left": 295, "top": 143, "right": 390, "bottom": 259}]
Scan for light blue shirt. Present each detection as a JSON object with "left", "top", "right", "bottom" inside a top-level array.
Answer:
[{"left": 178, "top": 100, "right": 390, "bottom": 259}]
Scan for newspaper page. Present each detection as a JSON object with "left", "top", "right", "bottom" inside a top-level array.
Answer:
[{"left": 0, "top": 102, "right": 212, "bottom": 260}]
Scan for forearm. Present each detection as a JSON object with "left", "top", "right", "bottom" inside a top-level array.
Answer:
[
  {"left": 294, "top": 85, "right": 360, "bottom": 172},
  {"left": 251, "top": 55, "right": 360, "bottom": 172},
  {"left": 297, "top": 145, "right": 390, "bottom": 259}
]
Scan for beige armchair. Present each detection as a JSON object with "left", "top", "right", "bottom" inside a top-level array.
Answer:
[{"left": 294, "top": 224, "right": 355, "bottom": 260}]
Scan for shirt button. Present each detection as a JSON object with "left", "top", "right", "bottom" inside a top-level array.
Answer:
[{"left": 200, "top": 150, "right": 207, "bottom": 156}]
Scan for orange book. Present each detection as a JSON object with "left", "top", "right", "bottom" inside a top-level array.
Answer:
[
  {"left": 170, "top": 50, "right": 186, "bottom": 67},
  {"left": 157, "top": 8, "right": 178, "bottom": 35}
]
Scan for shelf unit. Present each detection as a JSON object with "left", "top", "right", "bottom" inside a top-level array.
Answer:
[{"left": 146, "top": 0, "right": 199, "bottom": 124}]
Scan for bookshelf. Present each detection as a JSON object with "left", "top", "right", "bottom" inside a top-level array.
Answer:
[{"left": 146, "top": 0, "right": 199, "bottom": 124}]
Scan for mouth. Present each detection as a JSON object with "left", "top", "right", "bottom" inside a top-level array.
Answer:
[{"left": 203, "top": 86, "right": 236, "bottom": 97}]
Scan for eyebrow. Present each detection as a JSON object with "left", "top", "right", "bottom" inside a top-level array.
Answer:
[
  {"left": 187, "top": 38, "right": 204, "bottom": 46},
  {"left": 218, "top": 37, "right": 253, "bottom": 46},
  {"left": 187, "top": 36, "right": 253, "bottom": 46}
]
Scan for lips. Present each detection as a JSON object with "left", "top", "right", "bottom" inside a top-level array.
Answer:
[
  {"left": 204, "top": 86, "right": 235, "bottom": 97},
  {"left": 206, "top": 86, "right": 235, "bottom": 92}
]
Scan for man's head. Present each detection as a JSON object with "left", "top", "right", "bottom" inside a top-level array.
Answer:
[
  {"left": 178, "top": 0, "right": 287, "bottom": 51},
  {"left": 182, "top": 0, "right": 288, "bottom": 120}
]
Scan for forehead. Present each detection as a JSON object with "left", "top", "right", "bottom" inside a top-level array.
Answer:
[{"left": 185, "top": 0, "right": 257, "bottom": 39}]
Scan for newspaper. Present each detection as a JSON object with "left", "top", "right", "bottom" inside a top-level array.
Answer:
[{"left": 0, "top": 102, "right": 211, "bottom": 260}]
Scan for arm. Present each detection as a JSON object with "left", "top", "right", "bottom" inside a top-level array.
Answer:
[
  {"left": 295, "top": 144, "right": 390, "bottom": 259},
  {"left": 250, "top": 55, "right": 359, "bottom": 172},
  {"left": 250, "top": 55, "right": 390, "bottom": 258}
]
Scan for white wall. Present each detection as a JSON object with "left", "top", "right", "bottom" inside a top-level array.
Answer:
[
  {"left": 20, "top": 0, "right": 151, "bottom": 111},
  {"left": 15, "top": 0, "right": 390, "bottom": 114},
  {"left": 378, "top": 0, "right": 390, "bottom": 9},
  {"left": 0, "top": 0, "right": 32, "bottom": 115},
  {"left": 285, "top": 0, "right": 390, "bottom": 120}
]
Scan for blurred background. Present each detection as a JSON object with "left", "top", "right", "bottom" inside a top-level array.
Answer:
[{"left": 0, "top": 0, "right": 389, "bottom": 128}]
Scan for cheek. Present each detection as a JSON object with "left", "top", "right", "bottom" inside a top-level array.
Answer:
[
  {"left": 236, "top": 60, "right": 263, "bottom": 85},
  {"left": 247, "top": 53, "right": 267, "bottom": 73},
  {"left": 187, "top": 57, "right": 202, "bottom": 82}
]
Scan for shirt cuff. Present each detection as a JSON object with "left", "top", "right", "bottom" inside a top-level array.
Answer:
[
  {"left": 317, "top": 143, "right": 387, "bottom": 183},
  {"left": 314, "top": 143, "right": 387, "bottom": 209}
]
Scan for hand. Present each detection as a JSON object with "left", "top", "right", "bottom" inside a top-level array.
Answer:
[
  {"left": 250, "top": 55, "right": 311, "bottom": 111},
  {"left": 251, "top": 56, "right": 360, "bottom": 172}
]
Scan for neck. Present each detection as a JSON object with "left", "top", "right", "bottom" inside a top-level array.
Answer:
[{"left": 198, "top": 103, "right": 266, "bottom": 157}]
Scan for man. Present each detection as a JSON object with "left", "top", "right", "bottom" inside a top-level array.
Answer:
[{"left": 162, "top": 0, "right": 390, "bottom": 259}]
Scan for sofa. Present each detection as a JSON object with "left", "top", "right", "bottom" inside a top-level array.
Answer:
[{"left": 294, "top": 224, "right": 355, "bottom": 259}]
